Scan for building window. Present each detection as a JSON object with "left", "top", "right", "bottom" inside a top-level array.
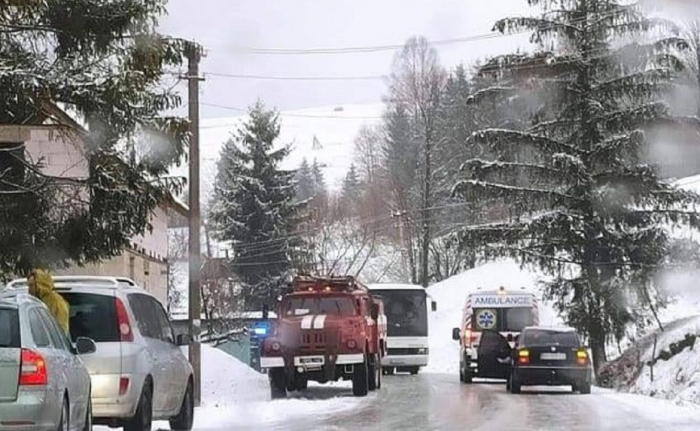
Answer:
[{"left": 143, "top": 259, "right": 150, "bottom": 276}]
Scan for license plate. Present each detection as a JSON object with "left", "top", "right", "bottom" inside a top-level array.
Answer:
[
  {"left": 297, "top": 356, "right": 324, "bottom": 367},
  {"left": 541, "top": 352, "right": 566, "bottom": 360}
]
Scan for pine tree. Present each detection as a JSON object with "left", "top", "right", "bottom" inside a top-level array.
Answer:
[
  {"left": 295, "top": 158, "right": 315, "bottom": 202},
  {"left": 0, "top": 0, "right": 189, "bottom": 276},
  {"left": 311, "top": 158, "right": 326, "bottom": 194},
  {"left": 454, "top": 0, "right": 700, "bottom": 376},
  {"left": 210, "top": 102, "right": 302, "bottom": 309},
  {"left": 338, "top": 164, "right": 362, "bottom": 219}
]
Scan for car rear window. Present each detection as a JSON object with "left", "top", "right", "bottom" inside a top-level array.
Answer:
[
  {"left": 0, "top": 308, "right": 20, "bottom": 348},
  {"left": 60, "top": 292, "right": 119, "bottom": 342},
  {"left": 522, "top": 329, "right": 580, "bottom": 347}
]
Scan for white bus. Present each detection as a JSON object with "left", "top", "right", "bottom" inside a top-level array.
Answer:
[
  {"left": 452, "top": 286, "right": 539, "bottom": 382},
  {"left": 368, "top": 284, "right": 436, "bottom": 375}
]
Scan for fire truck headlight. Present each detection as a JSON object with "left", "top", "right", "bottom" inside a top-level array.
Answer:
[
  {"left": 347, "top": 339, "right": 357, "bottom": 350},
  {"left": 271, "top": 341, "right": 281, "bottom": 351}
]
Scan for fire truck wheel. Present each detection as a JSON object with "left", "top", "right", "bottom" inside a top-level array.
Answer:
[
  {"left": 269, "top": 369, "right": 287, "bottom": 399},
  {"left": 352, "top": 361, "right": 369, "bottom": 397},
  {"left": 368, "top": 354, "right": 381, "bottom": 391}
]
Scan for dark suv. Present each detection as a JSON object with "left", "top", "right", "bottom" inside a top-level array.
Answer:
[{"left": 508, "top": 326, "right": 592, "bottom": 394}]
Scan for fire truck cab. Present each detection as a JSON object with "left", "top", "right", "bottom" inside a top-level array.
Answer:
[
  {"left": 452, "top": 286, "right": 539, "bottom": 383},
  {"left": 260, "top": 275, "right": 387, "bottom": 398}
]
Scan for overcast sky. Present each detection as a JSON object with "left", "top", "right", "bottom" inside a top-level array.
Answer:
[
  {"left": 159, "top": 0, "right": 699, "bottom": 119},
  {"left": 160, "top": 0, "right": 534, "bottom": 118}
]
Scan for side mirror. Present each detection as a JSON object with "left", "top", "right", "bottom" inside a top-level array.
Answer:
[
  {"left": 452, "top": 328, "right": 461, "bottom": 341},
  {"left": 431, "top": 301, "right": 437, "bottom": 312},
  {"left": 75, "top": 337, "right": 97, "bottom": 355},
  {"left": 370, "top": 304, "right": 379, "bottom": 320},
  {"left": 177, "top": 334, "right": 192, "bottom": 346}
]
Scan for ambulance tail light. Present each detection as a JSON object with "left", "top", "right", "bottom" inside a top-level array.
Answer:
[{"left": 518, "top": 349, "right": 530, "bottom": 365}]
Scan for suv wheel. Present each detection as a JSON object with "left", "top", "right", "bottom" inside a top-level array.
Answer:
[
  {"left": 269, "top": 368, "right": 287, "bottom": 399},
  {"left": 83, "top": 396, "right": 92, "bottom": 431},
  {"left": 125, "top": 383, "right": 152, "bottom": 431},
  {"left": 352, "top": 359, "right": 369, "bottom": 397},
  {"left": 58, "top": 397, "right": 69, "bottom": 431},
  {"left": 170, "top": 381, "right": 194, "bottom": 430}
]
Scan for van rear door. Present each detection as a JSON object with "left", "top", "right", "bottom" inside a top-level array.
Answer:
[{"left": 0, "top": 307, "right": 21, "bottom": 402}]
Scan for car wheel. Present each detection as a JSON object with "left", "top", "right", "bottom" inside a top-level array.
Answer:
[
  {"left": 57, "top": 396, "right": 69, "bottom": 431},
  {"left": 169, "top": 380, "right": 194, "bottom": 431},
  {"left": 125, "top": 383, "right": 153, "bottom": 431},
  {"left": 83, "top": 396, "right": 92, "bottom": 431},
  {"left": 579, "top": 381, "right": 591, "bottom": 394},
  {"left": 352, "top": 360, "right": 369, "bottom": 397},
  {"left": 269, "top": 368, "right": 287, "bottom": 399},
  {"left": 509, "top": 373, "right": 521, "bottom": 394}
]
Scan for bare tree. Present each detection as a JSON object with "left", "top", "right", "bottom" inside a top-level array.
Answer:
[{"left": 388, "top": 36, "right": 447, "bottom": 287}]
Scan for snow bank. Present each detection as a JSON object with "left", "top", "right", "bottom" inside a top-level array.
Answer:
[
  {"left": 155, "top": 344, "right": 372, "bottom": 429},
  {"left": 600, "top": 315, "right": 700, "bottom": 407},
  {"left": 629, "top": 316, "right": 700, "bottom": 407},
  {"left": 424, "top": 260, "right": 560, "bottom": 375}
]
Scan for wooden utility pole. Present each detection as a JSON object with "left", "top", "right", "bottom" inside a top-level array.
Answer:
[{"left": 185, "top": 41, "right": 203, "bottom": 406}]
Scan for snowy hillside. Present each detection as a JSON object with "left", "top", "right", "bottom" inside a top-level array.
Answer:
[
  {"left": 425, "top": 260, "right": 561, "bottom": 375},
  {"left": 600, "top": 316, "right": 700, "bottom": 407},
  {"left": 174, "top": 103, "right": 384, "bottom": 200}
]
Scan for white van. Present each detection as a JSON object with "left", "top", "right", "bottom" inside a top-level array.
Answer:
[{"left": 452, "top": 286, "right": 539, "bottom": 382}]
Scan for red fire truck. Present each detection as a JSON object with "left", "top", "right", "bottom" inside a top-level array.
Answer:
[{"left": 260, "top": 275, "right": 387, "bottom": 398}]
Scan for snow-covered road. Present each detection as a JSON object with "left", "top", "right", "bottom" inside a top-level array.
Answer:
[{"left": 166, "top": 373, "right": 700, "bottom": 431}]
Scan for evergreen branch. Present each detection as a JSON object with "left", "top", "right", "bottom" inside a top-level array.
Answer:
[
  {"left": 493, "top": 17, "right": 581, "bottom": 38},
  {"left": 466, "top": 86, "right": 517, "bottom": 105},
  {"left": 461, "top": 158, "right": 574, "bottom": 185},
  {"left": 452, "top": 179, "right": 580, "bottom": 205},
  {"left": 468, "top": 129, "right": 578, "bottom": 155}
]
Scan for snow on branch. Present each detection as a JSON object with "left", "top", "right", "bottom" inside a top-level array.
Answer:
[
  {"left": 452, "top": 179, "right": 579, "bottom": 206},
  {"left": 493, "top": 17, "right": 581, "bottom": 40},
  {"left": 468, "top": 129, "right": 578, "bottom": 155},
  {"left": 461, "top": 158, "right": 573, "bottom": 185}
]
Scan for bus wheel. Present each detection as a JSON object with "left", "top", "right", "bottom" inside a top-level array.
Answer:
[{"left": 368, "top": 354, "right": 381, "bottom": 391}]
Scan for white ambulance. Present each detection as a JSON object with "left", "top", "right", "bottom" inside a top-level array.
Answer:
[{"left": 452, "top": 286, "right": 539, "bottom": 382}]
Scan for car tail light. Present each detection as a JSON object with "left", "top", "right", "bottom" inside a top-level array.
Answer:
[
  {"left": 119, "top": 377, "right": 130, "bottom": 395},
  {"left": 576, "top": 350, "right": 588, "bottom": 365},
  {"left": 115, "top": 297, "right": 134, "bottom": 342},
  {"left": 19, "top": 349, "right": 48, "bottom": 386},
  {"left": 518, "top": 349, "right": 530, "bottom": 365}
]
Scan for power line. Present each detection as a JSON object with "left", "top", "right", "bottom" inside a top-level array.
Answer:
[
  {"left": 216, "top": 32, "right": 525, "bottom": 56},
  {"left": 204, "top": 71, "right": 387, "bottom": 81},
  {"left": 201, "top": 102, "right": 384, "bottom": 120}
]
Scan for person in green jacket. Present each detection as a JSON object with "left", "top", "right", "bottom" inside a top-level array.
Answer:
[{"left": 28, "top": 269, "right": 70, "bottom": 335}]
